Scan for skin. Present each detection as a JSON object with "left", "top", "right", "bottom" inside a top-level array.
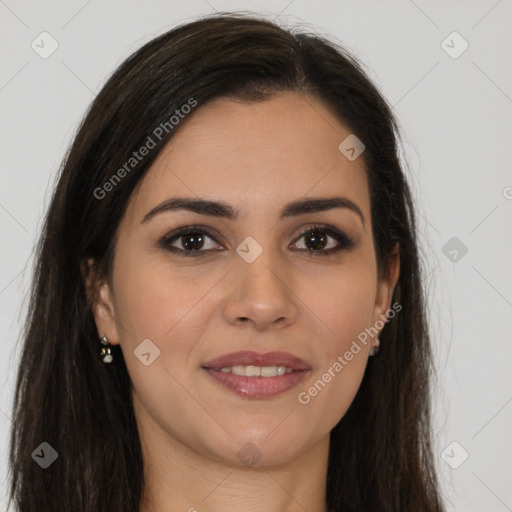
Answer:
[{"left": 89, "top": 92, "right": 400, "bottom": 512}]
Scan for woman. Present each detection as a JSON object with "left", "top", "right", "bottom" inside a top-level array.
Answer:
[{"left": 7, "top": 12, "right": 446, "bottom": 512}]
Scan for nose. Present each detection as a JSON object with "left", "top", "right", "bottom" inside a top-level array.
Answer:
[{"left": 222, "top": 247, "right": 299, "bottom": 331}]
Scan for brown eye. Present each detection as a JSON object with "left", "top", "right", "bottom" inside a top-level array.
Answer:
[
  {"left": 302, "top": 229, "right": 328, "bottom": 251},
  {"left": 159, "top": 226, "right": 222, "bottom": 257},
  {"left": 177, "top": 232, "right": 206, "bottom": 251},
  {"left": 291, "top": 225, "right": 354, "bottom": 256},
  {"left": 159, "top": 223, "right": 354, "bottom": 258}
]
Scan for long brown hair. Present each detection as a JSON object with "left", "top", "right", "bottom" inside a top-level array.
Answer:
[{"left": 8, "top": 12, "right": 445, "bottom": 512}]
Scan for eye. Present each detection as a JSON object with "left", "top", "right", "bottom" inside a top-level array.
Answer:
[
  {"left": 158, "top": 225, "right": 222, "bottom": 257},
  {"left": 291, "top": 223, "right": 355, "bottom": 257},
  {"left": 158, "top": 223, "right": 355, "bottom": 258}
]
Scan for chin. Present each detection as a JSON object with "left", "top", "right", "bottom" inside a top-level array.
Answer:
[{"left": 202, "top": 426, "right": 313, "bottom": 468}]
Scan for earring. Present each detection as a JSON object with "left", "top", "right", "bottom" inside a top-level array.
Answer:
[
  {"left": 100, "top": 336, "right": 113, "bottom": 363},
  {"left": 369, "top": 337, "right": 380, "bottom": 357}
]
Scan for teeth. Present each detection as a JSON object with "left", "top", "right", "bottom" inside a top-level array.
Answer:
[{"left": 220, "top": 365, "right": 293, "bottom": 377}]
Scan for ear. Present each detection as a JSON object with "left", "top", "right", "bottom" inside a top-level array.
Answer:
[
  {"left": 371, "top": 243, "right": 400, "bottom": 333},
  {"left": 82, "top": 258, "right": 120, "bottom": 345}
]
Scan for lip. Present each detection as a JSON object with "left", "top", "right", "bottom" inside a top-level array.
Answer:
[
  {"left": 203, "top": 368, "right": 309, "bottom": 399},
  {"left": 202, "top": 350, "right": 311, "bottom": 371},
  {"left": 201, "top": 350, "right": 311, "bottom": 399}
]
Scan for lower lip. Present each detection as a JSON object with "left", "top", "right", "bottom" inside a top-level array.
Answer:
[{"left": 203, "top": 368, "right": 309, "bottom": 399}]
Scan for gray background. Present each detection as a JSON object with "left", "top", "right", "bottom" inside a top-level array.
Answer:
[{"left": 1, "top": 1, "right": 511, "bottom": 510}]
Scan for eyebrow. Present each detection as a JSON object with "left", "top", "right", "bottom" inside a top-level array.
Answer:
[{"left": 141, "top": 196, "right": 365, "bottom": 227}]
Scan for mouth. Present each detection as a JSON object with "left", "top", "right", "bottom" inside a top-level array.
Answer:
[{"left": 202, "top": 350, "right": 311, "bottom": 399}]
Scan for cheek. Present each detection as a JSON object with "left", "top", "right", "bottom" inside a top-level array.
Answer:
[
  {"left": 307, "top": 265, "right": 376, "bottom": 351},
  {"left": 112, "top": 249, "right": 195, "bottom": 338},
  {"left": 297, "top": 310, "right": 371, "bottom": 430},
  {"left": 299, "top": 354, "right": 367, "bottom": 435},
  {"left": 111, "top": 256, "right": 207, "bottom": 423},
  {"left": 111, "top": 250, "right": 217, "bottom": 383},
  {"left": 295, "top": 266, "right": 374, "bottom": 419}
]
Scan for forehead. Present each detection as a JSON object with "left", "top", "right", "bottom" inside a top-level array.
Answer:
[{"left": 129, "top": 92, "right": 370, "bottom": 222}]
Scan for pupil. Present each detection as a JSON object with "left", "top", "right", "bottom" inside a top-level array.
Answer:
[
  {"left": 182, "top": 233, "right": 204, "bottom": 250},
  {"left": 305, "top": 230, "right": 326, "bottom": 250}
]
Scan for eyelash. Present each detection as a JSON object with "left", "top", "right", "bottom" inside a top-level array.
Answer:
[{"left": 158, "top": 223, "right": 355, "bottom": 258}]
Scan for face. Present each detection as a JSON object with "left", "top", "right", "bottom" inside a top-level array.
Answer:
[{"left": 90, "top": 92, "right": 399, "bottom": 467}]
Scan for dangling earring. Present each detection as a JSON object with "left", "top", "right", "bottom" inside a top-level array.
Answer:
[
  {"left": 369, "top": 337, "right": 380, "bottom": 357},
  {"left": 100, "top": 336, "right": 113, "bottom": 363}
]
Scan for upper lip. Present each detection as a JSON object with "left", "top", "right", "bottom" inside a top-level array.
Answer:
[{"left": 202, "top": 351, "right": 311, "bottom": 371}]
